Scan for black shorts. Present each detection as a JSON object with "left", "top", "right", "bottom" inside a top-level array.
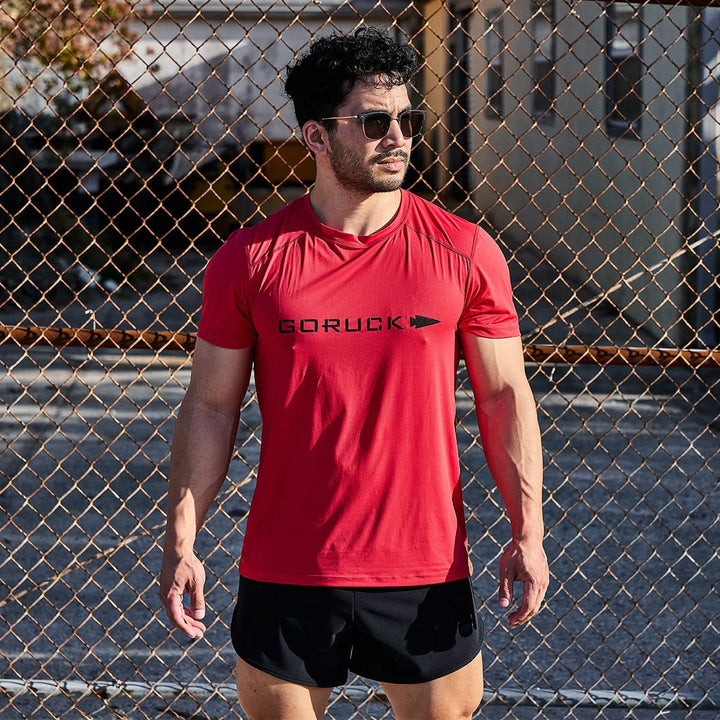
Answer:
[{"left": 231, "top": 575, "right": 484, "bottom": 687}]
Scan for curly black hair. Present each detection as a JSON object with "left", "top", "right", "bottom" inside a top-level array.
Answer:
[{"left": 284, "top": 27, "right": 420, "bottom": 131}]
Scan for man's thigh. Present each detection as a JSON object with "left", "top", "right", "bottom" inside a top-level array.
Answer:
[
  {"left": 235, "top": 657, "right": 334, "bottom": 720},
  {"left": 380, "top": 650, "right": 484, "bottom": 720}
]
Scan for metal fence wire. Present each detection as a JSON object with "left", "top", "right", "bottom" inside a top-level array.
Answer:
[{"left": 0, "top": 0, "right": 719, "bottom": 718}]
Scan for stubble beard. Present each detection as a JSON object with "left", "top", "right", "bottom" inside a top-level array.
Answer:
[{"left": 327, "top": 134, "right": 408, "bottom": 194}]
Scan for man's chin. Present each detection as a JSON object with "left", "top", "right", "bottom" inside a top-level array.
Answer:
[
  {"left": 339, "top": 168, "right": 407, "bottom": 194},
  {"left": 371, "top": 172, "right": 407, "bottom": 193}
]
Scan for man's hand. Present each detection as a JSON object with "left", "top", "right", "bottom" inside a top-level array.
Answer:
[
  {"left": 159, "top": 552, "right": 207, "bottom": 639},
  {"left": 498, "top": 538, "right": 549, "bottom": 627}
]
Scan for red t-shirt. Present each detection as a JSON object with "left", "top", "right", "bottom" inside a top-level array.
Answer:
[{"left": 198, "top": 190, "right": 519, "bottom": 586}]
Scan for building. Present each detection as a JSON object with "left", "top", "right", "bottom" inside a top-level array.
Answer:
[
  {"left": 4, "top": 0, "right": 717, "bottom": 344},
  {"left": 421, "top": 0, "right": 718, "bottom": 346}
]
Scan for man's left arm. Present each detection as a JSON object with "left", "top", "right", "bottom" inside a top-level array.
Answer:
[{"left": 460, "top": 332, "right": 549, "bottom": 627}]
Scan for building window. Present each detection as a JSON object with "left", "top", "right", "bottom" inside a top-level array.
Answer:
[
  {"left": 531, "top": 0, "right": 556, "bottom": 123},
  {"left": 606, "top": 2, "right": 643, "bottom": 139},
  {"left": 485, "top": 11, "right": 503, "bottom": 118},
  {"left": 448, "top": 9, "right": 472, "bottom": 194}
]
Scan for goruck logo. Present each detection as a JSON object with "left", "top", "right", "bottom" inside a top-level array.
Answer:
[{"left": 278, "top": 315, "right": 440, "bottom": 334}]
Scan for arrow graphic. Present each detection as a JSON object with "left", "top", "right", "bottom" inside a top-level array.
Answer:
[{"left": 409, "top": 315, "right": 440, "bottom": 329}]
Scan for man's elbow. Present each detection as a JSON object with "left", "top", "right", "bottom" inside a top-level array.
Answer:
[
  {"left": 476, "top": 379, "right": 535, "bottom": 418},
  {"left": 180, "top": 388, "right": 241, "bottom": 426}
]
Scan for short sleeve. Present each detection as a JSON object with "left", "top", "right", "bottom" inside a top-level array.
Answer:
[
  {"left": 197, "top": 233, "right": 258, "bottom": 348},
  {"left": 458, "top": 227, "right": 520, "bottom": 338}
]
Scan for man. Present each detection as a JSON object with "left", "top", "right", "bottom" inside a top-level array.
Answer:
[{"left": 160, "top": 28, "right": 549, "bottom": 720}]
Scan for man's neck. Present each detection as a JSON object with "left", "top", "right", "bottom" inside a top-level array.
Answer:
[{"left": 309, "top": 180, "right": 402, "bottom": 237}]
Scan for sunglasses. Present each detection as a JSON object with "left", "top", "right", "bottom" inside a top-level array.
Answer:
[{"left": 320, "top": 109, "right": 426, "bottom": 140}]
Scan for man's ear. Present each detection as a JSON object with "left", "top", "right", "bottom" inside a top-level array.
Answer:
[{"left": 302, "top": 120, "right": 329, "bottom": 156}]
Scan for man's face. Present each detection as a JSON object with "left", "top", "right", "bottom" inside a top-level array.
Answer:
[{"left": 325, "top": 80, "right": 414, "bottom": 194}]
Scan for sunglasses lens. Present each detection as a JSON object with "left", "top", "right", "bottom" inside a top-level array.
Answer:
[
  {"left": 359, "top": 110, "right": 425, "bottom": 139},
  {"left": 403, "top": 110, "right": 424, "bottom": 138},
  {"left": 362, "top": 112, "right": 392, "bottom": 140}
]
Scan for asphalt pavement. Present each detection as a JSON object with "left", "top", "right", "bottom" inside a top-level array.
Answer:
[{"left": 1, "top": 240, "right": 718, "bottom": 720}]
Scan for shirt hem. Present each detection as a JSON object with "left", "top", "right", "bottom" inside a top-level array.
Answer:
[
  {"left": 196, "top": 330, "right": 256, "bottom": 349},
  {"left": 457, "top": 326, "right": 520, "bottom": 339},
  {"left": 238, "top": 564, "right": 470, "bottom": 587}
]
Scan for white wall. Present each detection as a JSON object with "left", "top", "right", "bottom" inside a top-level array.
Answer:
[
  {"left": 469, "top": 0, "right": 694, "bottom": 344},
  {"left": 116, "top": 4, "right": 400, "bottom": 178}
]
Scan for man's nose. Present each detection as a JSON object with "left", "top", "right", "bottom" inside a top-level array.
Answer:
[{"left": 380, "top": 118, "right": 406, "bottom": 147}]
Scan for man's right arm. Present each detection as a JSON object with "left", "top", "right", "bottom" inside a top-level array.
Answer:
[{"left": 159, "top": 338, "right": 254, "bottom": 638}]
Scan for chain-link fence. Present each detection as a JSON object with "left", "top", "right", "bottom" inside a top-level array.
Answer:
[{"left": 1, "top": 1, "right": 719, "bottom": 718}]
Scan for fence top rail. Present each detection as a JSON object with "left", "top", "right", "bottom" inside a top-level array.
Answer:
[
  {"left": 1, "top": 325, "right": 719, "bottom": 368},
  {"left": 0, "top": 325, "right": 197, "bottom": 353}
]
